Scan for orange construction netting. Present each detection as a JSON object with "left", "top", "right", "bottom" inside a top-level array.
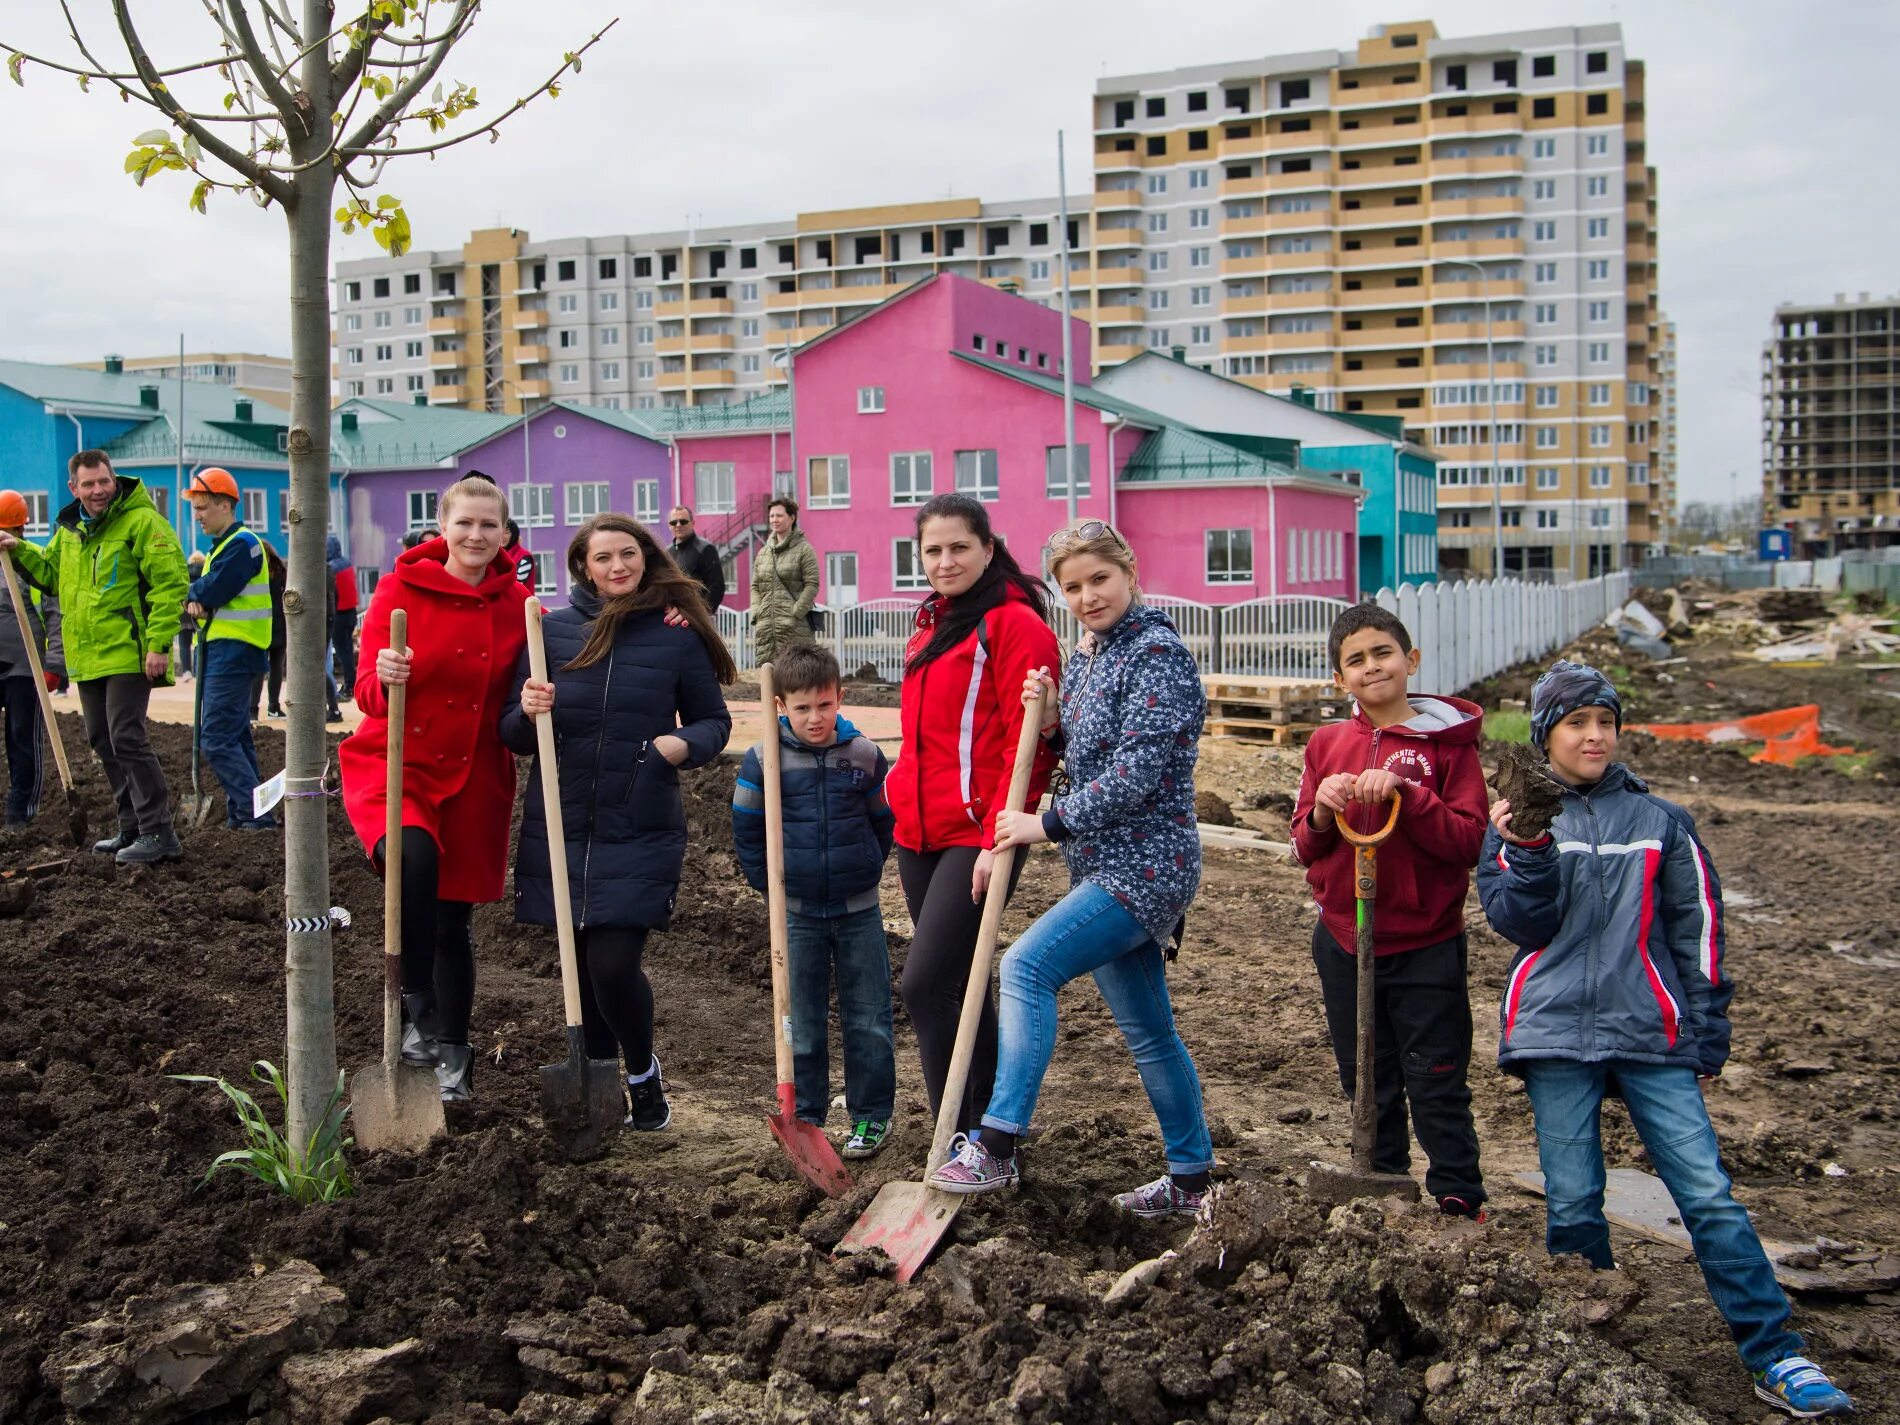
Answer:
[{"left": 1626, "top": 704, "right": 1857, "bottom": 766}]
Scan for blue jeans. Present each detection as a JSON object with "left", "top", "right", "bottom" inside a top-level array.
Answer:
[
  {"left": 1523, "top": 1059, "right": 1805, "bottom": 1371},
  {"left": 786, "top": 905, "right": 895, "bottom": 1125},
  {"left": 985, "top": 880, "right": 1214, "bottom": 1176},
  {"left": 199, "top": 639, "right": 274, "bottom": 828}
]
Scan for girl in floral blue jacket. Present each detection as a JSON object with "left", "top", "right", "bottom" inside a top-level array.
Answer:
[{"left": 929, "top": 520, "right": 1215, "bottom": 1217}]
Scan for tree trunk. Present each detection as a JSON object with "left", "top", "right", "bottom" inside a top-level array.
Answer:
[{"left": 282, "top": 12, "right": 340, "bottom": 1151}]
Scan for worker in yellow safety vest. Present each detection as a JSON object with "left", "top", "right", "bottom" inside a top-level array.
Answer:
[{"left": 186, "top": 469, "right": 278, "bottom": 831}]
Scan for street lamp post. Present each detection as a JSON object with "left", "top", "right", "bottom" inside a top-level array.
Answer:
[{"left": 1440, "top": 258, "right": 1505, "bottom": 580}]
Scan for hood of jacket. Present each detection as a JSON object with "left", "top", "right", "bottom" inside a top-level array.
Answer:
[
  {"left": 776, "top": 712, "right": 864, "bottom": 753},
  {"left": 766, "top": 527, "right": 810, "bottom": 554},
  {"left": 57, "top": 474, "right": 157, "bottom": 538},
  {"left": 1349, "top": 693, "right": 1484, "bottom": 747},
  {"left": 393, "top": 535, "right": 523, "bottom": 600},
  {"left": 326, "top": 533, "right": 350, "bottom": 574}
]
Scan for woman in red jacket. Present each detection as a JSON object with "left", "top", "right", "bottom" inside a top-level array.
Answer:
[
  {"left": 339, "top": 476, "right": 530, "bottom": 1101},
  {"left": 888, "top": 493, "right": 1060, "bottom": 1136}
]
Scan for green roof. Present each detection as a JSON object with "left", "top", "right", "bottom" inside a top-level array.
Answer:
[
  {"left": 330, "top": 398, "right": 520, "bottom": 470},
  {"left": 552, "top": 399, "right": 666, "bottom": 442},
  {"left": 0, "top": 357, "right": 295, "bottom": 468},
  {"left": 647, "top": 387, "right": 790, "bottom": 435}
]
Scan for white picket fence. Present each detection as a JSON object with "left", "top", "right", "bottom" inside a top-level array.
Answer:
[{"left": 717, "top": 572, "right": 1631, "bottom": 693}]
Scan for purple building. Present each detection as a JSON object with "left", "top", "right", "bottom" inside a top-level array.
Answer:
[{"left": 336, "top": 398, "right": 676, "bottom": 603}]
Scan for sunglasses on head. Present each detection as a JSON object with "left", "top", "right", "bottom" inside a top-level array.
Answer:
[{"left": 1047, "top": 519, "right": 1128, "bottom": 552}]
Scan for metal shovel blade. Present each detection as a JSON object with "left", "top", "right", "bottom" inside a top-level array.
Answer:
[
  {"left": 539, "top": 1026, "right": 626, "bottom": 1162},
  {"left": 835, "top": 1180, "right": 962, "bottom": 1283},
  {"left": 765, "top": 1083, "right": 853, "bottom": 1198},
  {"left": 350, "top": 1060, "right": 446, "bottom": 1155}
]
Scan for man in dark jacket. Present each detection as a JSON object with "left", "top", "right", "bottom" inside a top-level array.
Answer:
[
  {"left": 667, "top": 507, "right": 726, "bottom": 612},
  {"left": 0, "top": 488, "right": 61, "bottom": 828},
  {"left": 327, "top": 533, "right": 358, "bottom": 695}
]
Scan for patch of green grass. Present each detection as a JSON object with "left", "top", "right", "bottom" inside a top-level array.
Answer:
[
  {"left": 1802, "top": 751, "right": 1877, "bottom": 776},
  {"left": 171, "top": 1060, "right": 354, "bottom": 1205},
  {"left": 1484, "top": 709, "right": 1532, "bottom": 744}
]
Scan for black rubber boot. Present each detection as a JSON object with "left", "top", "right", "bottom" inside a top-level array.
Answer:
[
  {"left": 435, "top": 1042, "right": 473, "bottom": 1102},
  {"left": 400, "top": 993, "right": 439, "bottom": 1067}
]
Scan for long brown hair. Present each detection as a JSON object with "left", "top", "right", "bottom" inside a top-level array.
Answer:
[{"left": 564, "top": 513, "right": 738, "bottom": 683}]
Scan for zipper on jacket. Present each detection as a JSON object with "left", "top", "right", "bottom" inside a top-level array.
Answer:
[
  {"left": 576, "top": 643, "right": 616, "bottom": 931},
  {"left": 814, "top": 742, "right": 832, "bottom": 910},
  {"left": 1582, "top": 794, "right": 1607, "bottom": 1054},
  {"left": 913, "top": 657, "right": 932, "bottom": 853}
]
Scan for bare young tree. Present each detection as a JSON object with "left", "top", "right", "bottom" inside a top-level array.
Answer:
[{"left": 3, "top": 1, "right": 613, "bottom": 1153}]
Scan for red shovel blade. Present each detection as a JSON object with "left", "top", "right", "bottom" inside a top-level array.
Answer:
[{"left": 765, "top": 1082, "right": 853, "bottom": 1198}]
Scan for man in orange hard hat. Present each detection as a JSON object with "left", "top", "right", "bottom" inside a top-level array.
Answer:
[
  {"left": 186, "top": 468, "right": 278, "bottom": 831},
  {"left": 0, "top": 489, "right": 63, "bottom": 828}
]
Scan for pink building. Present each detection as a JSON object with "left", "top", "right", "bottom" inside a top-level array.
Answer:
[{"left": 652, "top": 274, "right": 1360, "bottom": 606}]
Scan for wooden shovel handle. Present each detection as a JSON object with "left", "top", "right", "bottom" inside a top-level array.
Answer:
[
  {"left": 1336, "top": 790, "right": 1401, "bottom": 848},
  {"left": 759, "top": 664, "right": 797, "bottom": 1088},
  {"left": 382, "top": 610, "right": 407, "bottom": 1072},
  {"left": 926, "top": 684, "right": 1049, "bottom": 1175},
  {"left": 0, "top": 553, "right": 75, "bottom": 792},
  {"left": 526, "top": 599, "right": 586, "bottom": 1031}
]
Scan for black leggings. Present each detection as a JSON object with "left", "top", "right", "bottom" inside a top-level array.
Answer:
[
  {"left": 576, "top": 926, "right": 654, "bottom": 1076},
  {"left": 378, "top": 828, "right": 476, "bottom": 1044},
  {"left": 897, "top": 844, "right": 1025, "bottom": 1135}
]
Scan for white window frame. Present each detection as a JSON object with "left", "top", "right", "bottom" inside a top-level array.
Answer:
[
  {"left": 509, "top": 483, "right": 554, "bottom": 528},
  {"left": 1044, "top": 444, "right": 1092, "bottom": 500},
  {"left": 694, "top": 461, "right": 736, "bottom": 515},
  {"left": 634, "top": 479, "right": 660, "bottom": 523},
  {"left": 857, "top": 386, "right": 886, "bottom": 414},
  {"left": 242, "top": 489, "right": 268, "bottom": 528},
  {"left": 954, "top": 448, "right": 999, "bottom": 502},
  {"left": 807, "top": 455, "right": 850, "bottom": 509},
  {"left": 1205, "top": 527, "right": 1253, "bottom": 585},
  {"left": 892, "top": 537, "right": 929, "bottom": 591},
  {"left": 529, "top": 550, "right": 559, "bottom": 596},
  {"left": 406, "top": 489, "right": 438, "bottom": 532},
  {"left": 890, "top": 451, "right": 933, "bottom": 505},
  {"left": 564, "top": 481, "right": 611, "bottom": 523}
]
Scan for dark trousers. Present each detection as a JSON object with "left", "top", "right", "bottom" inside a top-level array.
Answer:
[
  {"left": 897, "top": 844, "right": 1026, "bottom": 1135},
  {"left": 379, "top": 828, "right": 476, "bottom": 1044},
  {"left": 787, "top": 904, "right": 896, "bottom": 1125},
  {"left": 575, "top": 926, "right": 655, "bottom": 1076},
  {"left": 1, "top": 673, "right": 44, "bottom": 821},
  {"left": 199, "top": 640, "right": 272, "bottom": 828},
  {"left": 1311, "top": 923, "right": 1485, "bottom": 1205},
  {"left": 331, "top": 608, "right": 358, "bottom": 693},
  {"left": 78, "top": 673, "right": 173, "bottom": 836}
]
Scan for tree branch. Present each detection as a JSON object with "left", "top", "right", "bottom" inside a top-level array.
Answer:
[
  {"left": 215, "top": 0, "right": 298, "bottom": 112},
  {"left": 110, "top": 0, "right": 292, "bottom": 206},
  {"left": 340, "top": 17, "right": 616, "bottom": 160},
  {"left": 337, "top": 0, "right": 476, "bottom": 154}
]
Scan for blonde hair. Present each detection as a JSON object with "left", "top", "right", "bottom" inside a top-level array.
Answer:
[
  {"left": 438, "top": 476, "right": 508, "bottom": 524},
  {"left": 1045, "top": 521, "right": 1138, "bottom": 586}
]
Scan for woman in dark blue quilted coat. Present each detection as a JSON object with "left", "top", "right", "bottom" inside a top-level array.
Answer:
[
  {"left": 929, "top": 520, "right": 1214, "bottom": 1217},
  {"left": 502, "top": 513, "right": 735, "bottom": 1130}
]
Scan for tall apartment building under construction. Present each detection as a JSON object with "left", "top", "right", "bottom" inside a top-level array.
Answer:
[{"left": 334, "top": 18, "right": 1663, "bottom": 577}]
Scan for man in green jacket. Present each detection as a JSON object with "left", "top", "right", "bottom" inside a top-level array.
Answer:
[{"left": 0, "top": 451, "right": 189, "bottom": 863}]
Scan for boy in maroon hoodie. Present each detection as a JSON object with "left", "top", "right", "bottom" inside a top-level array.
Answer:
[{"left": 1291, "top": 604, "right": 1490, "bottom": 1217}]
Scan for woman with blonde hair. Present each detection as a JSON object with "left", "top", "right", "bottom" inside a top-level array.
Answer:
[
  {"left": 929, "top": 520, "right": 1215, "bottom": 1216},
  {"left": 502, "top": 514, "right": 734, "bottom": 1131},
  {"left": 339, "top": 476, "right": 531, "bottom": 1100}
]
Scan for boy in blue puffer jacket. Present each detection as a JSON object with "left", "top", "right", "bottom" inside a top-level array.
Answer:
[
  {"left": 733, "top": 643, "right": 897, "bottom": 1159},
  {"left": 1481, "top": 660, "right": 1852, "bottom": 1419}
]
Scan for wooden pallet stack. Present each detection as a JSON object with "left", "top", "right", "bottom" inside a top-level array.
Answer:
[{"left": 1201, "top": 675, "right": 1343, "bottom": 745}]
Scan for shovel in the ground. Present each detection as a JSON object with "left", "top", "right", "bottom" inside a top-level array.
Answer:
[
  {"left": 835, "top": 685, "right": 1048, "bottom": 1281},
  {"left": 350, "top": 609, "right": 447, "bottom": 1153},
  {"left": 758, "top": 662, "right": 853, "bottom": 1197},
  {"left": 1, "top": 552, "right": 86, "bottom": 847},
  {"left": 525, "top": 597, "right": 627, "bottom": 1161},
  {"left": 1302, "top": 790, "right": 1420, "bottom": 1206},
  {"left": 185, "top": 617, "right": 218, "bottom": 828}
]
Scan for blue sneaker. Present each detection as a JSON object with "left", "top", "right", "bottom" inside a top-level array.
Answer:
[{"left": 1754, "top": 1356, "right": 1853, "bottom": 1418}]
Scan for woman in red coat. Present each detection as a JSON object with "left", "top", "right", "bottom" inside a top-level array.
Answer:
[
  {"left": 340, "top": 477, "right": 530, "bottom": 1100},
  {"left": 887, "top": 493, "right": 1059, "bottom": 1136}
]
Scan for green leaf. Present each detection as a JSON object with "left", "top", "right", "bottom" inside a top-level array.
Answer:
[
  {"left": 181, "top": 133, "right": 202, "bottom": 165},
  {"left": 6, "top": 52, "right": 25, "bottom": 86},
  {"left": 385, "top": 207, "right": 412, "bottom": 257},
  {"left": 124, "top": 149, "right": 149, "bottom": 174},
  {"left": 374, "top": 192, "right": 400, "bottom": 210},
  {"left": 76, "top": 73, "right": 89, "bottom": 93},
  {"left": 224, "top": 91, "right": 237, "bottom": 111},
  {"left": 133, "top": 127, "right": 170, "bottom": 146},
  {"left": 335, "top": 205, "right": 354, "bottom": 222},
  {"left": 189, "top": 180, "right": 210, "bottom": 214},
  {"left": 371, "top": 225, "right": 392, "bottom": 252}
]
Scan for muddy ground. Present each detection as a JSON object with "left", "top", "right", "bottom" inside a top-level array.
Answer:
[{"left": 2, "top": 631, "right": 1896, "bottom": 1424}]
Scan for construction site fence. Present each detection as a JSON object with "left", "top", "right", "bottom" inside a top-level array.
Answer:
[
  {"left": 1633, "top": 548, "right": 1900, "bottom": 594},
  {"left": 714, "top": 572, "right": 1631, "bottom": 693}
]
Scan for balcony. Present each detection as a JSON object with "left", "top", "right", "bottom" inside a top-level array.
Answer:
[
  {"left": 1430, "top": 359, "right": 1529, "bottom": 380},
  {"left": 1333, "top": 120, "right": 1427, "bottom": 149},
  {"left": 1094, "top": 223, "right": 1144, "bottom": 247},
  {"left": 1332, "top": 162, "right": 1429, "bottom": 190},
  {"left": 1429, "top": 320, "right": 1526, "bottom": 342},
  {"left": 1221, "top": 290, "right": 1335, "bottom": 315},
  {"left": 1333, "top": 81, "right": 1425, "bottom": 108},
  {"left": 1094, "top": 303, "right": 1145, "bottom": 325},
  {"left": 691, "top": 368, "right": 738, "bottom": 386},
  {"left": 1220, "top": 127, "right": 1332, "bottom": 160},
  {"left": 1336, "top": 285, "right": 1427, "bottom": 308},
  {"left": 1426, "top": 278, "right": 1524, "bottom": 302},
  {"left": 693, "top": 332, "right": 738, "bottom": 352},
  {"left": 1218, "top": 171, "right": 1334, "bottom": 200},
  {"left": 656, "top": 370, "right": 692, "bottom": 391},
  {"left": 1220, "top": 209, "right": 1334, "bottom": 239},
  {"left": 1430, "top": 237, "right": 1525, "bottom": 260},
  {"left": 1428, "top": 155, "right": 1524, "bottom": 180},
  {"left": 515, "top": 379, "right": 550, "bottom": 399},
  {"left": 428, "top": 315, "right": 462, "bottom": 334},
  {"left": 1429, "top": 196, "right": 1523, "bottom": 220},
  {"left": 1224, "top": 329, "right": 1335, "bottom": 353},
  {"left": 1428, "top": 112, "right": 1526, "bottom": 138},
  {"left": 512, "top": 310, "right": 548, "bottom": 331},
  {"left": 427, "top": 383, "right": 468, "bottom": 404},
  {"left": 514, "top": 344, "right": 550, "bottom": 365},
  {"left": 834, "top": 281, "right": 909, "bottom": 307},
  {"left": 429, "top": 349, "right": 466, "bottom": 370},
  {"left": 1096, "top": 342, "right": 1145, "bottom": 364},
  {"left": 1334, "top": 366, "right": 1427, "bottom": 388},
  {"left": 655, "top": 336, "right": 690, "bottom": 356},
  {"left": 1337, "top": 245, "right": 1423, "bottom": 268},
  {"left": 1093, "top": 189, "right": 1142, "bottom": 212},
  {"left": 1337, "top": 204, "right": 1423, "bottom": 229},
  {"left": 1338, "top": 326, "right": 1426, "bottom": 348},
  {"left": 686, "top": 298, "right": 734, "bottom": 318}
]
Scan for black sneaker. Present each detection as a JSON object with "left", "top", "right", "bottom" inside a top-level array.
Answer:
[
  {"left": 1438, "top": 1195, "right": 1488, "bottom": 1223},
  {"left": 625, "top": 1057, "right": 671, "bottom": 1131},
  {"left": 94, "top": 828, "right": 137, "bottom": 855},
  {"left": 116, "top": 831, "right": 183, "bottom": 865}
]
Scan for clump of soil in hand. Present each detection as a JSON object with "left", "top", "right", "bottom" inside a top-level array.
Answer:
[{"left": 1489, "top": 742, "right": 1567, "bottom": 842}]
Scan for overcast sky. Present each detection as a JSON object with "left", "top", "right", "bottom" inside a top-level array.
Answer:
[{"left": 1, "top": 1, "right": 1893, "bottom": 504}]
